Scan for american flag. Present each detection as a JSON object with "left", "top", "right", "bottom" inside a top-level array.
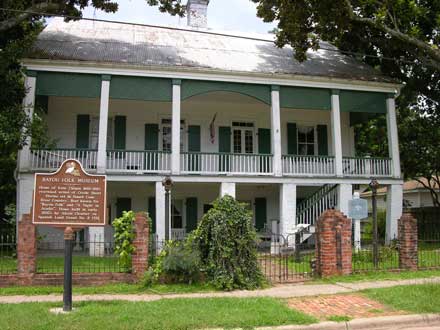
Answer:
[{"left": 210, "top": 113, "right": 217, "bottom": 144}]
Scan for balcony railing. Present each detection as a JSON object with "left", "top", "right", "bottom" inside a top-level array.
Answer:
[
  {"left": 343, "top": 157, "right": 392, "bottom": 177},
  {"left": 282, "top": 155, "right": 335, "bottom": 176},
  {"left": 106, "top": 150, "right": 171, "bottom": 173},
  {"left": 181, "top": 152, "right": 273, "bottom": 175},
  {"left": 29, "top": 149, "right": 393, "bottom": 178},
  {"left": 30, "top": 148, "right": 97, "bottom": 171}
]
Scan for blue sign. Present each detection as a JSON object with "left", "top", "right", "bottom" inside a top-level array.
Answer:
[{"left": 348, "top": 198, "right": 368, "bottom": 220}]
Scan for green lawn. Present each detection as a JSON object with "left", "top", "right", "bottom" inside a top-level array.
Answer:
[
  {"left": 318, "top": 268, "right": 440, "bottom": 284},
  {"left": 0, "top": 282, "right": 217, "bottom": 296},
  {"left": 0, "top": 298, "right": 317, "bottom": 330},
  {"left": 363, "top": 283, "right": 440, "bottom": 314},
  {"left": 36, "top": 256, "right": 128, "bottom": 273}
]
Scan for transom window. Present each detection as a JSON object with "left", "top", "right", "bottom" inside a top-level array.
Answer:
[
  {"left": 233, "top": 122, "right": 254, "bottom": 154},
  {"left": 297, "top": 126, "right": 315, "bottom": 156}
]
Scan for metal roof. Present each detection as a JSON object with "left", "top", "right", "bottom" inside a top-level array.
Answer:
[{"left": 29, "top": 18, "right": 392, "bottom": 83}]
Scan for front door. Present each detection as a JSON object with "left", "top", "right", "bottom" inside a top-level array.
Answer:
[{"left": 232, "top": 122, "right": 254, "bottom": 172}]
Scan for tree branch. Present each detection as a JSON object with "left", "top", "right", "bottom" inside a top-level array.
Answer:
[
  {"left": 415, "top": 177, "right": 440, "bottom": 208},
  {"left": 0, "top": 3, "right": 60, "bottom": 33},
  {"left": 343, "top": 0, "right": 440, "bottom": 69}
]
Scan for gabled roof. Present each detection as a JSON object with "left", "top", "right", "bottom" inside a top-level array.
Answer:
[
  {"left": 361, "top": 178, "right": 440, "bottom": 196},
  {"left": 29, "top": 18, "right": 393, "bottom": 83}
]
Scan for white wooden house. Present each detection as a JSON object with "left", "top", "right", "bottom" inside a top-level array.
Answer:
[{"left": 17, "top": 0, "right": 403, "bottom": 244}]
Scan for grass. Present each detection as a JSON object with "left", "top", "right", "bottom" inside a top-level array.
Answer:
[
  {"left": 327, "top": 315, "right": 352, "bottom": 322},
  {"left": 0, "top": 282, "right": 217, "bottom": 296},
  {"left": 0, "top": 297, "right": 317, "bottom": 330},
  {"left": 314, "top": 269, "right": 440, "bottom": 284},
  {"left": 363, "top": 283, "right": 440, "bottom": 314}
]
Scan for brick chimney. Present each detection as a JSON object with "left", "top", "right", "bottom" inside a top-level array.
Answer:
[{"left": 187, "top": 0, "right": 209, "bottom": 28}]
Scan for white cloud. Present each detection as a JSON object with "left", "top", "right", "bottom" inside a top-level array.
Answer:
[{"left": 82, "top": 0, "right": 275, "bottom": 33}]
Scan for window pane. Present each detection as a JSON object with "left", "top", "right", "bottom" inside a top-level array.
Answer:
[
  {"left": 233, "top": 130, "right": 242, "bottom": 153},
  {"left": 307, "top": 128, "right": 314, "bottom": 142},
  {"left": 298, "top": 130, "right": 306, "bottom": 143},
  {"left": 307, "top": 144, "right": 315, "bottom": 155},
  {"left": 162, "top": 126, "right": 172, "bottom": 152},
  {"left": 298, "top": 144, "right": 307, "bottom": 155},
  {"left": 245, "top": 130, "right": 253, "bottom": 154}
]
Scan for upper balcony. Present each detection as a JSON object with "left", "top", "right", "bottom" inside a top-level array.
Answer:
[{"left": 21, "top": 71, "right": 400, "bottom": 180}]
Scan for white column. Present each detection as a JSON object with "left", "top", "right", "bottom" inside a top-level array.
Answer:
[
  {"left": 156, "top": 181, "right": 167, "bottom": 242},
  {"left": 220, "top": 182, "right": 236, "bottom": 198},
  {"left": 337, "top": 183, "right": 352, "bottom": 216},
  {"left": 97, "top": 76, "right": 111, "bottom": 173},
  {"left": 386, "top": 95, "right": 401, "bottom": 178},
  {"left": 331, "top": 90, "right": 343, "bottom": 177},
  {"left": 88, "top": 227, "right": 105, "bottom": 257},
  {"left": 18, "top": 72, "right": 37, "bottom": 171},
  {"left": 279, "top": 183, "right": 296, "bottom": 238},
  {"left": 271, "top": 86, "right": 282, "bottom": 176},
  {"left": 171, "top": 79, "right": 181, "bottom": 175},
  {"left": 386, "top": 184, "right": 403, "bottom": 243}
]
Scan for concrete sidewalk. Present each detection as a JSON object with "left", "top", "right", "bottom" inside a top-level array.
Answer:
[{"left": 0, "top": 276, "right": 439, "bottom": 304}]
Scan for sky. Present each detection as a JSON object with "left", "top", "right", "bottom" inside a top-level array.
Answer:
[{"left": 82, "top": 0, "right": 276, "bottom": 34}]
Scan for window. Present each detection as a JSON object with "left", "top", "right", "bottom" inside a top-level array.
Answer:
[
  {"left": 161, "top": 119, "right": 185, "bottom": 152},
  {"left": 90, "top": 116, "right": 114, "bottom": 149},
  {"left": 297, "top": 126, "right": 315, "bottom": 155},
  {"left": 232, "top": 122, "right": 254, "bottom": 154},
  {"left": 171, "top": 199, "right": 183, "bottom": 229}
]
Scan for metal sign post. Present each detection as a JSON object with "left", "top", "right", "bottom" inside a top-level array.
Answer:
[
  {"left": 33, "top": 159, "right": 106, "bottom": 312},
  {"left": 63, "top": 227, "right": 74, "bottom": 311}
]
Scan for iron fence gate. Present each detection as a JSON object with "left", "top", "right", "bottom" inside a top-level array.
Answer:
[{"left": 257, "top": 233, "right": 315, "bottom": 283}]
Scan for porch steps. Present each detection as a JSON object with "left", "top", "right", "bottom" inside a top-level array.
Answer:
[{"left": 292, "top": 184, "right": 338, "bottom": 244}]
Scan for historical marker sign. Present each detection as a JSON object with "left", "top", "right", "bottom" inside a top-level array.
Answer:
[
  {"left": 33, "top": 159, "right": 106, "bottom": 227},
  {"left": 348, "top": 198, "right": 369, "bottom": 220}
]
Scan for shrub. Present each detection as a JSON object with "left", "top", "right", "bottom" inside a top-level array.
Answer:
[
  {"left": 362, "top": 210, "right": 387, "bottom": 241},
  {"left": 191, "top": 195, "right": 264, "bottom": 290},
  {"left": 113, "top": 210, "right": 136, "bottom": 269}
]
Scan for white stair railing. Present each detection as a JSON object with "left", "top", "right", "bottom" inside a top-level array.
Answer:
[{"left": 296, "top": 184, "right": 338, "bottom": 226}]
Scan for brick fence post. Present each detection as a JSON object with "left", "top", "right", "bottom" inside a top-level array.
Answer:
[
  {"left": 398, "top": 212, "right": 418, "bottom": 270},
  {"left": 17, "top": 214, "right": 37, "bottom": 285},
  {"left": 315, "top": 209, "right": 352, "bottom": 277},
  {"left": 132, "top": 212, "right": 150, "bottom": 280}
]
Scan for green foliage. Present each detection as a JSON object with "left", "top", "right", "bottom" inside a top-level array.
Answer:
[
  {"left": 148, "top": 240, "right": 201, "bottom": 285},
  {"left": 112, "top": 211, "right": 135, "bottom": 269},
  {"left": 191, "top": 195, "right": 264, "bottom": 290},
  {"left": 362, "top": 210, "right": 387, "bottom": 241}
]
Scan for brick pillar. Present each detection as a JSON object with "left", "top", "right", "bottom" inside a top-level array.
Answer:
[
  {"left": 315, "top": 209, "right": 352, "bottom": 277},
  {"left": 132, "top": 212, "right": 150, "bottom": 279},
  {"left": 17, "top": 214, "right": 37, "bottom": 284},
  {"left": 398, "top": 212, "right": 418, "bottom": 270}
]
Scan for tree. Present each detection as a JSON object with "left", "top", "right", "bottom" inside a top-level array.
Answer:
[
  {"left": 0, "top": 1, "right": 185, "bottom": 221},
  {"left": 252, "top": 0, "right": 440, "bottom": 207}
]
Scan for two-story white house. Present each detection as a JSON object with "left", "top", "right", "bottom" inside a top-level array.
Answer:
[{"left": 17, "top": 0, "right": 403, "bottom": 245}]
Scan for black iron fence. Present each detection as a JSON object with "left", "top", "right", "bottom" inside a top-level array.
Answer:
[
  {"left": 36, "top": 233, "right": 129, "bottom": 273},
  {"left": 256, "top": 234, "right": 315, "bottom": 283},
  {"left": 0, "top": 233, "right": 17, "bottom": 274},
  {"left": 352, "top": 238, "right": 440, "bottom": 273}
]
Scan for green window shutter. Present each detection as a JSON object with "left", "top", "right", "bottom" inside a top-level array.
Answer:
[
  {"left": 76, "top": 114, "right": 90, "bottom": 149},
  {"left": 219, "top": 127, "right": 231, "bottom": 152},
  {"left": 145, "top": 124, "right": 159, "bottom": 150},
  {"left": 116, "top": 198, "right": 131, "bottom": 218},
  {"left": 287, "top": 123, "right": 297, "bottom": 155},
  {"left": 114, "top": 116, "right": 126, "bottom": 150},
  {"left": 188, "top": 126, "right": 201, "bottom": 152},
  {"left": 186, "top": 197, "right": 198, "bottom": 232},
  {"left": 188, "top": 126, "right": 201, "bottom": 172},
  {"left": 255, "top": 198, "right": 267, "bottom": 231},
  {"left": 317, "top": 125, "right": 328, "bottom": 156},
  {"left": 148, "top": 197, "right": 156, "bottom": 234},
  {"left": 258, "top": 128, "right": 271, "bottom": 154},
  {"left": 218, "top": 126, "right": 231, "bottom": 172}
]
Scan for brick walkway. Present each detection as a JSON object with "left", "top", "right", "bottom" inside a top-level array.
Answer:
[{"left": 288, "top": 294, "right": 403, "bottom": 320}]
